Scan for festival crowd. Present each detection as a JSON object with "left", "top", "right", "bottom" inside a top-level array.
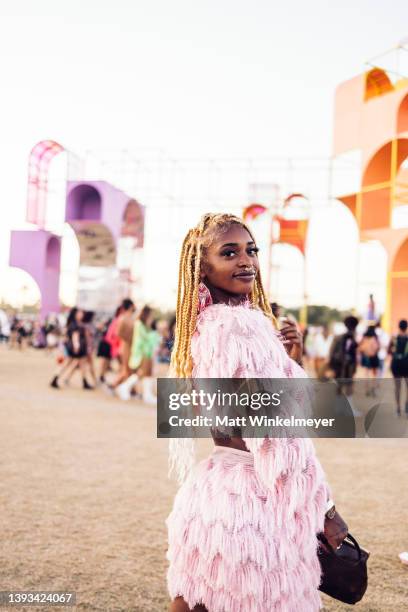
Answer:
[
  {"left": 1, "top": 297, "right": 407, "bottom": 415},
  {"left": 0, "top": 301, "right": 175, "bottom": 405}
]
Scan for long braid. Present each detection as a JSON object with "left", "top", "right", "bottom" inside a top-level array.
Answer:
[
  {"left": 170, "top": 213, "right": 276, "bottom": 378},
  {"left": 170, "top": 235, "right": 187, "bottom": 375}
]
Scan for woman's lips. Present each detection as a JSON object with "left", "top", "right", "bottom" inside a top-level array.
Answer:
[{"left": 233, "top": 271, "right": 256, "bottom": 281}]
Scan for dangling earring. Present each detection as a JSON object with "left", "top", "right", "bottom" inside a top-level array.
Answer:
[{"left": 198, "top": 281, "right": 213, "bottom": 314}]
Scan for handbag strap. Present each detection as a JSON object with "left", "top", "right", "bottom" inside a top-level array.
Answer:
[
  {"left": 318, "top": 532, "right": 362, "bottom": 563},
  {"left": 343, "top": 533, "right": 362, "bottom": 562}
]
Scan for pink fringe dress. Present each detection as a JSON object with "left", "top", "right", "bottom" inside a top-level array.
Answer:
[{"left": 166, "top": 304, "right": 330, "bottom": 611}]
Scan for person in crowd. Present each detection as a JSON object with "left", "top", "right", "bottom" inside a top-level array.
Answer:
[
  {"left": 50, "top": 307, "right": 93, "bottom": 390},
  {"left": 129, "top": 305, "right": 155, "bottom": 376},
  {"left": 96, "top": 313, "right": 115, "bottom": 384},
  {"left": 32, "top": 320, "right": 46, "bottom": 349},
  {"left": 15, "top": 318, "right": 31, "bottom": 350},
  {"left": 102, "top": 305, "right": 123, "bottom": 381},
  {"left": 110, "top": 299, "right": 136, "bottom": 390},
  {"left": 0, "top": 308, "right": 10, "bottom": 343},
  {"left": 375, "top": 319, "right": 389, "bottom": 377},
  {"left": 366, "top": 293, "right": 376, "bottom": 322},
  {"left": 154, "top": 318, "right": 175, "bottom": 377},
  {"left": 165, "top": 315, "right": 177, "bottom": 357},
  {"left": 359, "top": 325, "right": 380, "bottom": 396},
  {"left": 314, "top": 324, "right": 333, "bottom": 378},
  {"left": 45, "top": 316, "right": 60, "bottom": 353},
  {"left": 166, "top": 213, "right": 347, "bottom": 612},
  {"left": 389, "top": 319, "right": 408, "bottom": 417},
  {"left": 156, "top": 317, "right": 176, "bottom": 366},
  {"left": 116, "top": 305, "right": 159, "bottom": 401},
  {"left": 302, "top": 325, "right": 309, "bottom": 368},
  {"left": 328, "top": 315, "right": 360, "bottom": 415},
  {"left": 63, "top": 310, "right": 98, "bottom": 387},
  {"left": 9, "top": 316, "right": 20, "bottom": 349},
  {"left": 83, "top": 310, "right": 97, "bottom": 386},
  {"left": 304, "top": 326, "right": 317, "bottom": 371}
]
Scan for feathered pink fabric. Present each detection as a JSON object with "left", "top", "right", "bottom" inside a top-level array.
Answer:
[{"left": 167, "top": 304, "right": 330, "bottom": 611}]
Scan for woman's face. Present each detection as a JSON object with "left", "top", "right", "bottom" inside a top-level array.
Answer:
[
  {"left": 201, "top": 225, "right": 260, "bottom": 295},
  {"left": 75, "top": 309, "right": 84, "bottom": 323}
]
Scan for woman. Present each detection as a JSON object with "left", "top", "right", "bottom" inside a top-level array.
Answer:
[
  {"left": 313, "top": 325, "right": 333, "bottom": 379},
  {"left": 111, "top": 298, "right": 135, "bottom": 389},
  {"left": 128, "top": 306, "right": 157, "bottom": 375},
  {"left": 64, "top": 310, "right": 98, "bottom": 387},
  {"left": 359, "top": 326, "right": 380, "bottom": 397},
  {"left": 116, "top": 306, "right": 159, "bottom": 401},
  {"left": 389, "top": 319, "right": 408, "bottom": 417},
  {"left": 166, "top": 214, "right": 347, "bottom": 612},
  {"left": 96, "top": 313, "right": 116, "bottom": 384},
  {"left": 50, "top": 307, "right": 93, "bottom": 390},
  {"left": 157, "top": 316, "right": 177, "bottom": 366}
]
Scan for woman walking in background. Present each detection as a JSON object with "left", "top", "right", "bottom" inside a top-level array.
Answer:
[
  {"left": 58, "top": 310, "right": 97, "bottom": 388},
  {"left": 314, "top": 324, "right": 333, "bottom": 378},
  {"left": 166, "top": 213, "right": 347, "bottom": 612},
  {"left": 116, "top": 305, "right": 159, "bottom": 401},
  {"left": 50, "top": 307, "right": 93, "bottom": 390},
  {"left": 100, "top": 305, "right": 123, "bottom": 384},
  {"left": 96, "top": 310, "right": 117, "bottom": 384},
  {"left": 111, "top": 299, "right": 135, "bottom": 390},
  {"left": 389, "top": 319, "right": 408, "bottom": 417},
  {"left": 359, "top": 325, "right": 380, "bottom": 397},
  {"left": 82, "top": 311, "right": 97, "bottom": 387},
  {"left": 156, "top": 315, "right": 177, "bottom": 369},
  {"left": 128, "top": 306, "right": 157, "bottom": 376}
]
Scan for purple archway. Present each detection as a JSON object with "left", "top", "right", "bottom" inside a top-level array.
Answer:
[
  {"left": 9, "top": 230, "right": 61, "bottom": 319},
  {"left": 9, "top": 144, "right": 145, "bottom": 319},
  {"left": 66, "top": 184, "right": 102, "bottom": 221}
]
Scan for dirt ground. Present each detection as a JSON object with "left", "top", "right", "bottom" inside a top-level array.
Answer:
[{"left": 0, "top": 347, "right": 407, "bottom": 612}]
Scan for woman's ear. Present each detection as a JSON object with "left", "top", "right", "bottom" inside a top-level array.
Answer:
[{"left": 200, "top": 262, "right": 208, "bottom": 279}]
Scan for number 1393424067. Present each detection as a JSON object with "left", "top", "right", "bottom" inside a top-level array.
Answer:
[{"left": 0, "top": 592, "right": 76, "bottom": 607}]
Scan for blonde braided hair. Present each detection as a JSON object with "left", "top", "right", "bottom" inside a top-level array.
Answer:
[{"left": 170, "top": 213, "right": 276, "bottom": 378}]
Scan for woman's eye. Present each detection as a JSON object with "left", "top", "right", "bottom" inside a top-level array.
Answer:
[
  {"left": 221, "top": 250, "right": 236, "bottom": 257},
  {"left": 248, "top": 247, "right": 259, "bottom": 256}
]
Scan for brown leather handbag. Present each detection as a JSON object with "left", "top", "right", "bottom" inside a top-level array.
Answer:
[{"left": 317, "top": 532, "right": 370, "bottom": 605}]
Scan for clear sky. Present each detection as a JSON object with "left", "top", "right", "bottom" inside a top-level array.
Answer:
[{"left": 1, "top": 0, "right": 407, "bottom": 313}]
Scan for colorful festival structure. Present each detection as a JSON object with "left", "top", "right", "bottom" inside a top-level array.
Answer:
[
  {"left": 243, "top": 198, "right": 310, "bottom": 324},
  {"left": 8, "top": 48, "right": 408, "bottom": 327},
  {"left": 333, "top": 57, "right": 408, "bottom": 331},
  {"left": 9, "top": 141, "right": 144, "bottom": 319},
  {"left": 242, "top": 50, "right": 408, "bottom": 331}
]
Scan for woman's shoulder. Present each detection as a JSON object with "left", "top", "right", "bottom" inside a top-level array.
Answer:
[
  {"left": 196, "top": 302, "right": 271, "bottom": 331},
  {"left": 192, "top": 303, "right": 291, "bottom": 377},
  {"left": 193, "top": 303, "right": 280, "bottom": 354}
]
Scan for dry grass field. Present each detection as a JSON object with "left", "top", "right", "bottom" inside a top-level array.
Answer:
[{"left": 1, "top": 347, "right": 407, "bottom": 611}]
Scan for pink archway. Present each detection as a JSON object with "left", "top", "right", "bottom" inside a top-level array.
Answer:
[{"left": 27, "top": 140, "right": 65, "bottom": 227}]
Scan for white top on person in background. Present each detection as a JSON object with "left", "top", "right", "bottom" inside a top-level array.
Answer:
[{"left": 314, "top": 327, "right": 333, "bottom": 359}]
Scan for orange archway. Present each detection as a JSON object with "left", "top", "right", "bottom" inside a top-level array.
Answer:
[
  {"left": 397, "top": 93, "right": 408, "bottom": 134},
  {"left": 390, "top": 237, "right": 408, "bottom": 331},
  {"left": 364, "top": 67, "right": 393, "bottom": 101},
  {"left": 358, "top": 138, "right": 408, "bottom": 230},
  {"left": 333, "top": 65, "right": 408, "bottom": 331}
]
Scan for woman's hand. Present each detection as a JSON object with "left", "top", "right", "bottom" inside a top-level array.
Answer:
[
  {"left": 279, "top": 319, "right": 303, "bottom": 365},
  {"left": 323, "top": 510, "right": 348, "bottom": 550}
]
